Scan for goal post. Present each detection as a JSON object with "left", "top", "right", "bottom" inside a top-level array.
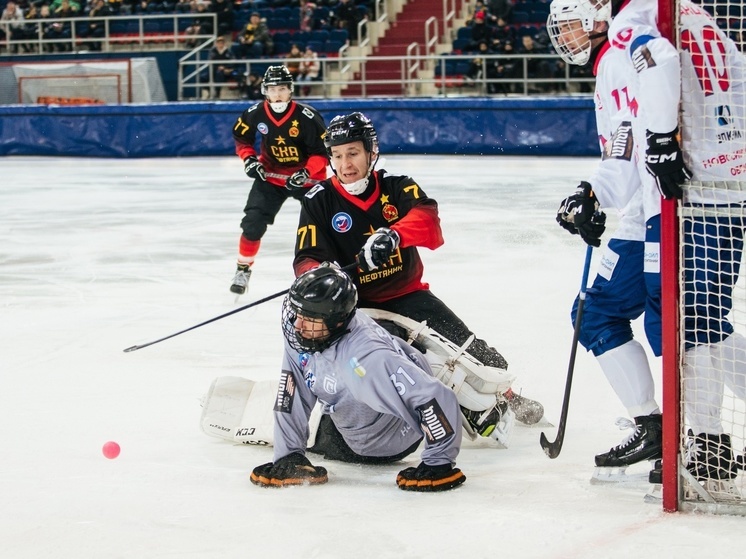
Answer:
[
  {"left": 0, "top": 58, "right": 167, "bottom": 105},
  {"left": 661, "top": 0, "right": 746, "bottom": 513}
]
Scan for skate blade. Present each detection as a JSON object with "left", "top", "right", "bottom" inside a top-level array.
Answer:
[
  {"left": 590, "top": 466, "right": 634, "bottom": 484},
  {"left": 643, "top": 483, "right": 661, "bottom": 504}
]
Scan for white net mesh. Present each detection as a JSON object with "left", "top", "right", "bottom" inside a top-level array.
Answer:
[
  {"left": 676, "top": 0, "right": 746, "bottom": 509},
  {"left": 0, "top": 58, "right": 167, "bottom": 105}
]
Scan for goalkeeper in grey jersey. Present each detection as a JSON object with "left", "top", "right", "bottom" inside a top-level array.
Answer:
[{"left": 250, "top": 264, "right": 466, "bottom": 492}]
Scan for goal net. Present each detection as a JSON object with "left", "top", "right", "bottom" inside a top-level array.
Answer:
[
  {"left": 0, "top": 58, "right": 167, "bottom": 105},
  {"left": 661, "top": 0, "right": 746, "bottom": 513}
]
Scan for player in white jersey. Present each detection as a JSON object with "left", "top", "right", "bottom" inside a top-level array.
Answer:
[
  {"left": 549, "top": 0, "right": 662, "bottom": 478},
  {"left": 552, "top": 0, "right": 746, "bottom": 486},
  {"left": 638, "top": 0, "right": 746, "bottom": 485},
  {"left": 248, "top": 264, "right": 467, "bottom": 492}
]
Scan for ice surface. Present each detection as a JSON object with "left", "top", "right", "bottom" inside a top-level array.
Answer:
[{"left": 2, "top": 155, "right": 744, "bottom": 559}]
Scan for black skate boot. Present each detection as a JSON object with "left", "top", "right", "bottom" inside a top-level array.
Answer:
[
  {"left": 686, "top": 433, "right": 738, "bottom": 481},
  {"left": 230, "top": 264, "right": 251, "bottom": 295},
  {"left": 503, "top": 388, "right": 545, "bottom": 425},
  {"left": 594, "top": 414, "right": 662, "bottom": 468},
  {"left": 684, "top": 433, "right": 740, "bottom": 500}
]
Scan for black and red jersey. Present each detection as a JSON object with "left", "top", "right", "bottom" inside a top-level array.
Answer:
[
  {"left": 293, "top": 170, "right": 444, "bottom": 303},
  {"left": 232, "top": 100, "right": 328, "bottom": 187}
]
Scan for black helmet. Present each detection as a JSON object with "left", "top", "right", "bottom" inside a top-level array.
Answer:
[
  {"left": 261, "top": 65, "right": 294, "bottom": 95},
  {"left": 323, "top": 112, "right": 378, "bottom": 157},
  {"left": 281, "top": 264, "right": 358, "bottom": 352}
]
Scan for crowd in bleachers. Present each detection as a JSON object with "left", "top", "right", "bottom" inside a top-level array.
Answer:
[
  {"left": 0, "top": 0, "right": 372, "bottom": 55},
  {"left": 445, "top": 0, "right": 585, "bottom": 94}
]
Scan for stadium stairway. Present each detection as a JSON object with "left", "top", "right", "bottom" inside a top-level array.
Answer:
[{"left": 342, "top": 0, "right": 465, "bottom": 97}]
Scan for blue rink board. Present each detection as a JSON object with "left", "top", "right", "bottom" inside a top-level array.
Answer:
[{"left": 0, "top": 97, "right": 597, "bottom": 158}]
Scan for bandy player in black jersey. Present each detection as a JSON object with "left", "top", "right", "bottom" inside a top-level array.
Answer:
[
  {"left": 229, "top": 65, "right": 327, "bottom": 295},
  {"left": 292, "top": 112, "right": 545, "bottom": 429}
]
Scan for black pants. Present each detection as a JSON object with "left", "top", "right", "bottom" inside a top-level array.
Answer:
[
  {"left": 362, "top": 289, "right": 509, "bottom": 369},
  {"left": 308, "top": 415, "right": 421, "bottom": 464},
  {"left": 240, "top": 178, "right": 306, "bottom": 240}
]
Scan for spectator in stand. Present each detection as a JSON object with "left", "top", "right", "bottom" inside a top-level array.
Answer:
[
  {"left": 1, "top": 1, "right": 27, "bottom": 54},
  {"left": 300, "top": 0, "right": 316, "bottom": 32},
  {"left": 330, "top": 0, "right": 363, "bottom": 44},
  {"left": 466, "top": 1, "right": 488, "bottom": 25},
  {"left": 486, "top": 0, "right": 512, "bottom": 24},
  {"left": 107, "top": 0, "right": 123, "bottom": 15},
  {"left": 204, "top": 36, "right": 237, "bottom": 98},
  {"left": 174, "top": 0, "right": 192, "bottom": 13},
  {"left": 82, "top": 0, "right": 111, "bottom": 51},
  {"left": 136, "top": 0, "right": 159, "bottom": 13},
  {"left": 184, "top": 0, "right": 215, "bottom": 48},
  {"left": 233, "top": 11, "right": 273, "bottom": 58},
  {"left": 211, "top": 0, "right": 234, "bottom": 38},
  {"left": 238, "top": 71, "right": 263, "bottom": 100},
  {"left": 512, "top": 33, "right": 552, "bottom": 93},
  {"left": 285, "top": 43, "right": 303, "bottom": 79},
  {"left": 296, "top": 43, "right": 320, "bottom": 95},
  {"left": 466, "top": 11, "right": 494, "bottom": 52}
]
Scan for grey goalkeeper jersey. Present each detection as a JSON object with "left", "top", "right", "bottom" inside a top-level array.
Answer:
[{"left": 273, "top": 311, "right": 463, "bottom": 466}]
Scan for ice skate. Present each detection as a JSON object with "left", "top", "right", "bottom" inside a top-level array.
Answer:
[
  {"left": 503, "top": 388, "right": 545, "bottom": 425},
  {"left": 592, "top": 414, "right": 661, "bottom": 483},
  {"left": 230, "top": 264, "right": 251, "bottom": 295},
  {"left": 683, "top": 433, "right": 740, "bottom": 501}
]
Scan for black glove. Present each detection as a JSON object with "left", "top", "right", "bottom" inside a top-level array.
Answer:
[
  {"left": 358, "top": 227, "right": 400, "bottom": 272},
  {"left": 286, "top": 168, "right": 310, "bottom": 191},
  {"left": 396, "top": 462, "right": 466, "bottom": 492},
  {"left": 556, "top": 182, "right": 607, "bottom": 247},
  {"left": 243, "top": 156, "right": 266, "bottom": 181},
  {"left": 250, "top": 452, "right": 328, "bottom": 488},
  {"left": 645, "top": 128, "right": 692, "bottom": 199}
]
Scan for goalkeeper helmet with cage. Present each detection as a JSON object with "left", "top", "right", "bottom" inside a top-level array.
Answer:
[
  {"left": 323, "top": 112, "right": 380, "bottom": 194},
  {"left": 547, "top": 0, "right": 611, "bottom": 66},
  {"left": 282, "top": 264, "right": 358, "bottom": 353},
  {"left": 261, "top": 65, "right": 294, "bottom": 113}
]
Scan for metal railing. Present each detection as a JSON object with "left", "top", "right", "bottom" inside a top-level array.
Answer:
[
  {"left": 0, "top": 13, "right": 216, "bottom": 54},
  {"left": 178, "top": 52, "right": 595, "bottom": 101}
]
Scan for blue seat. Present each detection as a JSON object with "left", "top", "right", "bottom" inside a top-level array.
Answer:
[
  {"left": 329, "top": 28, "right": 348, "bottom": 43},
  {"left": 310, "top": 29, "right": 329, "bottom": 42},
  {"left": 452, "top": 38, "right": 470, "bottom": 52},
  {"left": 512, "top": 11, "right": 530, "bottom": 24},
  {"left": 456, "top": 26, "right": 471, "bottom": 41},
  {"left": 323, "top": 39, "right": 344, "bottom": 53},
  {"left": 306, "top": 40, "right": 323, "bottom": 53}
]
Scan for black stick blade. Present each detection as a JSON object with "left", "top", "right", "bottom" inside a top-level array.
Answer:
[{"left": 539, "top": 431, "right": 562, "bottom": 459}]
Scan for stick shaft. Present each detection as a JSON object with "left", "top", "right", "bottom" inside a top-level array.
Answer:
[{"left": 540, "top": 244, "right": 594, "bottom": 458}]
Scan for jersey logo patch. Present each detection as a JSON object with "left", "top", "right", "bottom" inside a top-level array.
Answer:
[
  {"left": 304, "top": 369, "right": 316, "bottom": 390},
  {"left": 381, "top": 203, "right": 398, "bottom": 222},
  {"left": 632, "top": 44, "right": 656, "bottom": 73},
  {"left": 274, "top": 370, "right": 296, "bottom": 413},
  {"left": 332, "top": 212, "right": 353, "bottom": 233},
  {"left": 349, "top": 357, "right": 366, "bottom": 377},
  {"left": 416, "top": 399, "right": 455, "bottom": 443},
  {"left": 603, "top": 121, "right": 634, "bottom": 161},
  {"left": 323, "top": 376, "right": 337, "bottom": 394},
  {"left": 302, "top": 107, "right": 314, "bottom": 119},
  {"left": 257, "top": 123, "right": 269, "bottom": 135},
  {"left": 299, "top": 352, "right": 310, "bottom": 368}
]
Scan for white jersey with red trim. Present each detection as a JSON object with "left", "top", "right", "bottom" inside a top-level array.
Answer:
[{"left": 678, "top": 1, "right": 746, "bottom": 201}]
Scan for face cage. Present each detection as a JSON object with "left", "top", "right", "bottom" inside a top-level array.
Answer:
[
  {"left": 546, "top": 15, "right": 593, "bottom": 66},
  {"left": 281, "top": 296, "right": 348, "bottom": 353}
]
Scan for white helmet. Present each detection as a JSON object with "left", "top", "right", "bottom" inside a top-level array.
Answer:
[{"left": 547, "top": 0, "right": 611, "bottom": 65}]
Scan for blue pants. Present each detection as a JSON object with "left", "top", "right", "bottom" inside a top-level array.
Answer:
[
  {"left": 682, "top": 203, "right": 745, "bottom": 348},
  {"left": 571, "top": 217, "right": 662, "bottom": 357}
]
